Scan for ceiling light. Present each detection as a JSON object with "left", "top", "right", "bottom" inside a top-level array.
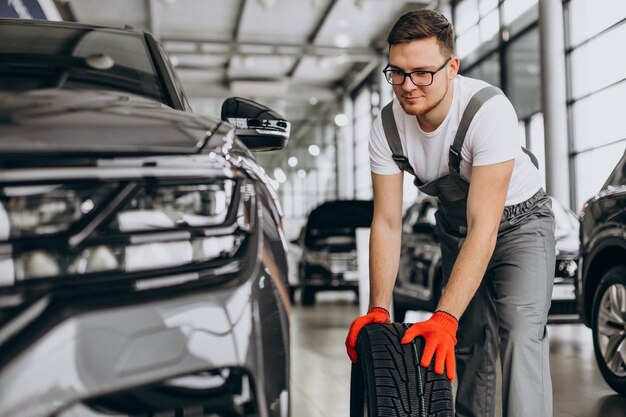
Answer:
[
  {"left": 308, "top": 145, "right": 320, "bottom": 157},
  {"left": 335, "top": 55, "right": 348, "bottom": 65},
  {"left": 273, "top": 168, "right": 287, "bottom": 183},
  {"left": 334, "top": 113, "right": 349, "bottom": 127},
  {"left": 308, "top": 96, "right": 319, "bottom": 105},
  {"left": 297, "top": 169, "right": 307, "bottom": 179},
  {"left": 334, "top": 33, "right": 352, "bottom": 48},
  {"left": 243, "top": 56, "right": 257, "bottom": 68},
  {"left": 288, "top": 157, "right": 298, "bottom": 167},
  {"left": 371, "top": 91, "right": 380, "bottom": 106},
  {"left": 269, "top": 179, "right": 280, "bottom": 190}
]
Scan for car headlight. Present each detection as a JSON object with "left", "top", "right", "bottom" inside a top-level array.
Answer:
[
  {"left": 0, "top": 178, "right": 255, "bottom": 284},
  {"left": 1, "top": 183, "right": 116, "bottom": 237},
  {"left": 555, "top": 259, "right": 577, "bottom": 278},
  {"left": 305, "top": 250, "right": 327, "bottom": 265}
]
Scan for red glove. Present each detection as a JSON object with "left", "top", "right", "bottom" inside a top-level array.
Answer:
[
  {"left": 345, "top": 307, "right": 391, "bottom": 362},
  {"left": 401, "top": 310, "right": 458, "bottom": 381}
]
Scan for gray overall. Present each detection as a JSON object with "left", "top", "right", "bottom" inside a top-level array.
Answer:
[{"left": 382, "top": 86, "right": 556, "bottom": 417}]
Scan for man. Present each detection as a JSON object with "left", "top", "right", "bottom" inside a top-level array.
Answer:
[{"left": 345, "top": 9, "right": 555, "bottom": 417}]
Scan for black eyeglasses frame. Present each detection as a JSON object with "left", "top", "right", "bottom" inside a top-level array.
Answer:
[{"left": 382, "top": 57, "right": 452, "bottom": 87}]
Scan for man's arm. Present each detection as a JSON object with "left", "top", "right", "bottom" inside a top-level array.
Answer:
[
  {"left": 435, "top": 159, "right": 514, "bottom": 318},
  {"left": 368, "top": 171, "right": 404, "bottom": 310}
]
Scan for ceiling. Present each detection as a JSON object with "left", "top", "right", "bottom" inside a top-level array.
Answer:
[{"left": 59, "top": 0, "right": 436, "bottom": 169}]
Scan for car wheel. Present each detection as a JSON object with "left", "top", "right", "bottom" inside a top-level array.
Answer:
[
  {"left": 591, "top": 264, "right": 626, "bottom": 395},
  {"left": 350, "top": 323, "right": 453, "bottom": 416},
  {"left": 301, "top": 286, "right": 315, "bottom": 306}
]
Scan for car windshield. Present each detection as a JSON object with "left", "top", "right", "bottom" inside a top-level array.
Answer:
[
  {"left": 0, "top": 22, "right": 167, "bottom": 104},
  {"left": 305, "top": 201, "right": 373, "bottom": 244}
]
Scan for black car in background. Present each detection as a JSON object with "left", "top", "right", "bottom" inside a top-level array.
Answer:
[
  {"left": 393, "top": 194, "right": 580, "bottom": 323},
  {"left": 296, "top": 200, "right": 373, "bottom": 306},
  {"left": 577, "top": 149, "right": 626, "bottom": 396},
  {"left": 0, "top": 19, "right": 291, "bottom": 417}
]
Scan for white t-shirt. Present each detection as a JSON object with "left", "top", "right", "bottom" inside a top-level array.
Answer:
[{"left": 369, "top": 75, "right": 542, "bottom": 206}]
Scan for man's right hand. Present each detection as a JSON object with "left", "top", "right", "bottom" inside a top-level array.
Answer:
[{"left": 345, "top": 307, "right": 391, "bottom": 362}]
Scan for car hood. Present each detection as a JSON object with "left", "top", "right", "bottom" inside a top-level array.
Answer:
[{"left": 0, "top": 89, "right": 222, "bottom": 156}]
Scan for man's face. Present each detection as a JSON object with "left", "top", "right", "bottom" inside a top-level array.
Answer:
[{"left": 388, "top": 37, "right": 458, "bottom": 116}]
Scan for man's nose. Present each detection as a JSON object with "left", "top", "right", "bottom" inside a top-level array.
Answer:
[{"left": 401, "top": 75, "right": 417, "bottom": 91}]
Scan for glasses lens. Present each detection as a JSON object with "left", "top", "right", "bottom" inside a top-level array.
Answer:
[
  {"left": 409, "top": 72, "right": 433, "bottom": 86},
  {"left": 385, "top": 70, "right": 404, "bottom": 85}
]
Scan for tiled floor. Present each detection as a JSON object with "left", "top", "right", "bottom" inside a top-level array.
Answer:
[{"left": 290, "top": 291, "right": 626, "bottom": 417}]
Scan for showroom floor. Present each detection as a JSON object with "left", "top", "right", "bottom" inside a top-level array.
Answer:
[{"left": 289, "top": 292, "right": 626, "bottom": 417}]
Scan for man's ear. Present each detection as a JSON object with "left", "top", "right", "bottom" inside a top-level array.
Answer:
[{"left": 448, "top": 56, "right": 460, "bottom": 79}]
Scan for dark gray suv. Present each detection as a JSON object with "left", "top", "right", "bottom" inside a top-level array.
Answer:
[
  {"left": 577, "top": 149, "right": 626, "bottom": 396},
  {"left": 0, "top": 18, "right": 291, "bottom": 417}
]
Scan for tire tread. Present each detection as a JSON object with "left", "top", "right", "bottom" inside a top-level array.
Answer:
[{"left": 351, "top": 323, "right": 453, "bottom": 417}]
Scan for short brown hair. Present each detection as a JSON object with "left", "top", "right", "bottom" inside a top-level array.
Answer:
[{"left": 387, "top": 9, "right": 455, "bottom": 57}]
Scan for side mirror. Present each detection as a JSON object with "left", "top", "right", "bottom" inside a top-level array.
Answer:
[{"left": 221, "top": 97, "right": 290, "bottom": 151}]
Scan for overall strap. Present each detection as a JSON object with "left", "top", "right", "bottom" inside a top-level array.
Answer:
[
  {"left": 449, "top": 86, "right": 503, "bottom": 173},
  {"left": 381, "top": 102, "right": 424, "bottom": 185}
]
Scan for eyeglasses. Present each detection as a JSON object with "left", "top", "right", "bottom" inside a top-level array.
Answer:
[{"left": 383, "top": 57, "right": 452, "bottom": 86}]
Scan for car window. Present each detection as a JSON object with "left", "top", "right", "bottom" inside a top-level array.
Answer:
[
  {"left": 0, "top": 23, "right": 167, "bottom": 104},
  {"left": 156, "top": 42, "right": 191, "bottom": 111}
]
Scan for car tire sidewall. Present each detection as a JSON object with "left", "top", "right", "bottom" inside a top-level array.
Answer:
[{"left": 591, "top": 264, "right": 626, "bottom": 395}]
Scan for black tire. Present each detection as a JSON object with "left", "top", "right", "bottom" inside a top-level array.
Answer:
[
  {"left": 350, "top": 323, "right": 453, "bottom": 416},
  {"left": 301, "top": 286, "right": 315, "bottom": 306},
  {"left": 591, "top": 265, "right": 626, "bottom": 396}
]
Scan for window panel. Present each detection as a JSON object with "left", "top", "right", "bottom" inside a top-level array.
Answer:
[
  {"left": 457, "top": 25, "right": 480, "bottom": 59},
  {"left": 479, "top": 8, "right": 500, "bottom": 43},
  {"left": 505, "top": 28, "right": 541, "bottom": 119},
  {"left": 502, "top": 0, "right": 537, "bottom": 25},
  {"left": 454, "top": 0, "right": 479, "bottom": 36},
  {"left": 575, "top": 141, "right": 626, "bottom": 209},
  {"left": 570, "top": 22, "right": 626, "bottom": 100},
  {"left": 479, "top": 0, "right": 498, "bottom": 17},
  {"left": 569, "top": 0, "right": 626, "bottom": 47},
  {"left": 354, "top": 88, "right": 372, "bottom": 200},
  {"left": 572, "top": 81, "right": 626, "bottom": 152},
  {"left": 463, "top": 52, "right": 500, "bottom": 87}
]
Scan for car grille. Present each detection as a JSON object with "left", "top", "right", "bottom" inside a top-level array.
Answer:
[{"left": 307, "top": 250, "right": 357, "bottom": 274}]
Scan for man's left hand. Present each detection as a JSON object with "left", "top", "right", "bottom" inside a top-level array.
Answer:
[{"left": 401, "top": 310, "right": 458, "bottom": 381}]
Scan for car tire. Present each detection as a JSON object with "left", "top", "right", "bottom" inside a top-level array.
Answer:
[
  {"left": 301, "top": 286, "right": 315, "bottom": 306},
  {"left": 350, "top": 323, "right": 453, "bottom": 417},
  {"left": 591, "top": 264, "right": 626, "bottom": 396}
]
